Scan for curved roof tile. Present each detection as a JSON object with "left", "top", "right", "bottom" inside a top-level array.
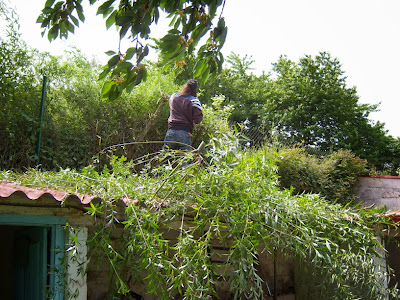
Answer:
[{"left": 0, "top": 182, "right": 96, "bottom": 204}]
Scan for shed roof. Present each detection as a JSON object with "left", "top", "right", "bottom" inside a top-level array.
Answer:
[
  {"left": 0, "top": 182, "right": 141, "bottom": 210},
  {"left": 0, "top": 182, "right": 96, "bottom": 203}
]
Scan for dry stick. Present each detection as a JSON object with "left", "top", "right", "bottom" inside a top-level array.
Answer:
[
  {"left": 138, "top": 93, "right": 169, "bottom": 143},
  {"left": 126, "top": 93, "right": 169, "bottom": 158},
  {"left": 100, "top": 141, "right": 195, "bottom": 155},
  {"left": 154, "top": 142, "right": 206, "bottom": 206}
]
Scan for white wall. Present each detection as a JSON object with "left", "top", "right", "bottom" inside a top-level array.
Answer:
[{"left": 67, "top": 227, "right": 88, "bottom": 300}]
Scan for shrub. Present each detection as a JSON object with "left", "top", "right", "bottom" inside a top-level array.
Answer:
[
  {"left": 277, "top": 147, "right": 367, "bottom": 204},
  {"left": 1, "top": 136, "right": 396, "bottom": 299}
]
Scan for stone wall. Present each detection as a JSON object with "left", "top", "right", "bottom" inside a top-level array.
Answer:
[
  {"left": 355, "top": 176, "right": 400, "bottom": 211},
  {"left": 85, "top": 221, "right": 295, "bottom": 299}
]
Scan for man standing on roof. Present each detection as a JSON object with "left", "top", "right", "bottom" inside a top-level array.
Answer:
[{"left": 163, "top": 79, "right": 203, "bottom": 151}]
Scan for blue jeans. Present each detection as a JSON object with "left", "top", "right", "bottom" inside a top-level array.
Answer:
[{"left": 163, "top": 129, "right": 192, "bottom": 151}]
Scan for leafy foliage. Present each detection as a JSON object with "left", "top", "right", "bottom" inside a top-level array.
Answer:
[
  {"left": 0, "top": 9, "right": 178, "bottom": 171},
  {"left": 201, "top": 52, "right": 271, "bottom": 125},
  {"left": 263, "top": 53, "right": 390, "bottom": 154},
  {"left": 2, "top": 7, "right": 399, "bottom": 297},
  {"left": 199, "top": 51, "right": 400, "bottom": 172},
  {"left": 277, "top": 147, "right": 368, "bottom": 204},
  {"left": 1, "top": 134, "right": 398, "bottom": 299},
  {"left": 0, "top": 4, "right": 41, "bottom": 169},
  {"left": 37, "top": 0, "right": 227, "bottom": 100}
]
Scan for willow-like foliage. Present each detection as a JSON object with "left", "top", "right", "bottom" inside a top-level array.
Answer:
[{"left": 1, "top": 134, "right": 398, "bottom": 299}]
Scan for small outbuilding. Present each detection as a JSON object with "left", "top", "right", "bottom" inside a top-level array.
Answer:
[
  {"left": 0, "top": 182, "right": 296, "bottom": 300},
  {"left": 356, "top": 175, "right": 400, "bottom": 291}
]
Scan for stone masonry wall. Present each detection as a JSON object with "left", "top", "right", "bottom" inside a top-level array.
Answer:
[{"left": 355, "top": 176, "right": 400, "bottom": 211}]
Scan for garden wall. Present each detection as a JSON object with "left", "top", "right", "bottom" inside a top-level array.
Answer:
[{"left": 355, "top": 176, "right": 400, "bottom": 211}]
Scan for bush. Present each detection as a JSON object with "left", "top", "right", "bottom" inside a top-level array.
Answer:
[
  {"left": 195, "top": 94, "right": 234, "bottom": 148},
  {"left": 277, "top": 147, "right": 368, "bottom": 204},
  {"left": 0, "top": 44, "right": 180, "bottom": 170},
  {"left": 1, "top": 136, "right": 396, "bottom": 299}
]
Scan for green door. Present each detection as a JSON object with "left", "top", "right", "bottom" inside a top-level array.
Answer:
[{"left": 14, "top": 227, "right": 48, "bottom": 300}]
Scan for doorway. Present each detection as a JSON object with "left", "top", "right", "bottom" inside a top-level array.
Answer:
[{"left": 0, "top": 214, "right": 66, "bottom": 300}]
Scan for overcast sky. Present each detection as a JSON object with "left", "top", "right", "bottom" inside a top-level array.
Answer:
[{"left": 9, "top": 0, "right": 400, "bottom": 138}]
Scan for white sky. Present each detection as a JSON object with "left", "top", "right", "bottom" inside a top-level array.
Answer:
[{"left": 8, "top": 0, "right": 400, "bottom": 138}]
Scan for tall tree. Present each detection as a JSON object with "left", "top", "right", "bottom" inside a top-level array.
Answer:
[
  {"left": 262, "top": 54, "right": 371, "bottom": 145},
  {"left": 225, "top": 52, "right": 254, "bottom": 76},
  {"left": 260, "top": 52, "right": 400, "bottom": 169},
  {"left": 200, "top": 52, "right": 272, "bottom": 125},
  {"left": 37, "top": 0, "right": 227, "bottom": 100}
]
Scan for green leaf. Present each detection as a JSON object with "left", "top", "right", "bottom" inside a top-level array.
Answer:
[
  {"left": 142, "top": 68, "right": 148, "bottom": 82},
  {"left": 209, "top": 2, "right": 218, "bottom": 18},
  {"left": 217, "top": 52, "right": 224, "bottom": 72},
  {"left": 190, "top": 24, "right": 208, "bottom": 46},
  {"left": 48, "top": 24, "right": 59, "bottom": 41},
  {"left": 217, "top": 27, "right": 228, "bottom": 50},
  {"left": 142, "top": 45, "right": 149, "bottom": 58},
  {"left": 161, "top": 33, "right": 180, "bottom": 42},
  {"left": 159, "top": 40, "right": 179, "bottom": 56},
  {"left": 167, "top": 28, "right": 181, "bottom": 35},
  {"left": 119, "top": 24, "right": 130, "bottom": 39},
  {"left": 125, "top": 79, "right": 137, "bottom": 94},
  {"left": 166, "top": 47, "right": 185, "bottom": 60},
  {"left": 135, "top": 68, "right": 145, "bottom": 85},
  {"left": 107, "top": 55, "right": 120, "bottom": 68},
  {"left": 114, "top": 61, "right": 133, "bottom": 74},
  {"left": 217, "top": 17, "right": 226, "bottom": 28},
  {"left": 105, "top": 50, "right": 116, "bottom": 56},
  {"left": 209, "top": 58, "right": 217, "bottom": 74},
  {"left": 201, "top": 65, "right": 211, "bottom": 82},
  {"left": 193, "top": 59, "right": 206, "bottom": 78},
  {"left": 70, "top": 15, "right": 79, "bottom": 27},
  {"left": 153, "top": 6, "right": 160, "bottom": 24},
  {"left": 125, "top": 47, "right": 137, "bottom": 60},
  {"left": 108, "top": 85, "right": 120, "bottom": 101},
  {"left": 76, "top": 5, "right": 85, "bottom": 22},
  {"left": 98, "top": 67, "right": 111, "bottom": 80},
  {"left": 106, "top": 10, "right": 117, "bottom": 29},
  {"left": 101, "top": 80, "right": 114, "bottom": 100},
  {"left": 45, "top": 0, "right": 55, "bottom": 7},
  {"left": 115, "top": 14, "right": 133, "bottom": 26},
  {"left": 97, "top": 0, "right": 115, "bottom": 16},
  {"left": 66, "top": 20, "right": 75, "bottom": 33}
]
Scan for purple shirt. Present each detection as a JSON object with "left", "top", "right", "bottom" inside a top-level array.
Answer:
[{"left": 168, "top": 93, "right": 203, "bottom": 133}]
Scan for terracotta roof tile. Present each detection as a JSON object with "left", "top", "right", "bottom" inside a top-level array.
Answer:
[
  {"left": 359, "top": 175, "right": 400, "bottom": 179},
  {"left": 385, "top": 212, "right": 400, "bottom": 223},
  {"left": 0, "top": 182, "right": 96, "bottom": 204},
  {"left": 0, "top": 182, "right": 142, "bottom": 208}
]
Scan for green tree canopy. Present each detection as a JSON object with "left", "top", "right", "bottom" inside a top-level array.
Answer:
[
  {"left": 260, "top": 52, "right": 400, "bottom": 169},
  {"left": 264, "top": 52, "right": 371, "bottom": 149},
  {"left": 199, "top": 52, "right": 271, "bottom": 125},
  {"left": 37, "top": 0, "right": 227, "bottom": 101}
]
